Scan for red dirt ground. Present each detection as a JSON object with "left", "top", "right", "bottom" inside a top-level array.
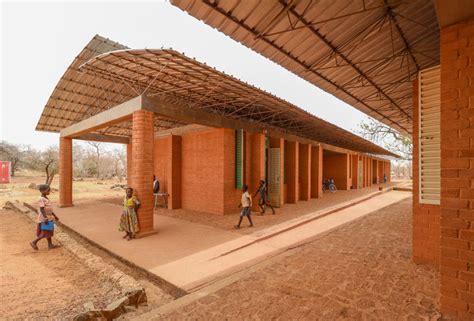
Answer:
[{"left": 161, "top": 198, "right": 443, "bottom": 321}]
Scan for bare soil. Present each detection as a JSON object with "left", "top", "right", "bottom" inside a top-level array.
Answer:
[
  {"left": 0, "top": 171, "right": 124, "bottom": 207},
  {"left": 0, "top": 209, "right": 122, "bottom": 319}
]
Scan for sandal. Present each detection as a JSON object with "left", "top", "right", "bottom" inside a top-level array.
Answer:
[
  {"left": 48, "top": 244, "right": 59, "bottom": 250},
  {"left": 30, "top": 242, "right": 38, "bottom": 251},
  {"left": 234, "top": 225, "right": 240, "bottom": 229}
]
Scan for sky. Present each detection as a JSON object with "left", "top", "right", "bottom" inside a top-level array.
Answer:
[{"left": 1, "top": 0, "right": 375, "bottom": 150}]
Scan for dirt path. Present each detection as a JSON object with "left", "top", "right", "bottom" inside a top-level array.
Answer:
[
  {"left": 0, "top": 209, "right": 122, "bottom": 320},
  {"left": 161, "top": 198, "right": 442, "bottom": 321}
]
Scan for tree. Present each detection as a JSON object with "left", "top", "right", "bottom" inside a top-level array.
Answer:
[
  {"left": 358, "top": 118, "right": 412, "bottom": 160},
  {"left": 27, "top": 146, "right": 59, "bottom": 185},
  {"left": 112, "top": 147, "right": 126, "bottom": 182},
  {"left": 86, "top": 141, "right": 104, "bottom": 179},
  {"left": 357, "top": 118, "right": 413, "bottom": 178},
  {"left": 0, "top": 141, "right": 28, "bottom": 176}
]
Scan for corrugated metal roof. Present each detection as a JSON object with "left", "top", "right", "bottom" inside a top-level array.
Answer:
[
  {"left": 171, "top": 0, "right": 440, "bottom": 136},
  {"left": 36, "top": 35, "right": 396, "bottom": 156}
]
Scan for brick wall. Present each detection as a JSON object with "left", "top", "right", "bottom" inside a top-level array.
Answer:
[
  {"left": 351, "top": 154, "right": 359, "bottom": 189},
  {"left": 285, "top": 140, "right": 299, "bottom": 203},
  {"left": 372, "top": 159, "right": 378, "bottom": 184},
  {"left": 311, "top": 145, "right": 323, "bottom": 198},
  {"left": 59, "top": 137, "right": 73, "bottom": 207},
  {"left": 154, "top": 137, "right": 170, "bottom": 194},
  {"left": 168, "top": 135, "right": 182, "bottom": 209},
  {"left": 299, "top": 143, "right": 311, "bottom": 200},
  {"left": 181, "top": 128, "right": 227, "bottom": 214},
  {"left": 323, "top": 152, "right": 350, "bottom": 190},
  {"left": 412, "top": 78, "right": 441, "bottom": 268},
  {"left": 439, "top": 20, "right": 474, "bottom": 321}
]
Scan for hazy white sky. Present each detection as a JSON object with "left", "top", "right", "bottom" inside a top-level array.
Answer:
[{"left": 1, "top": 0, "right": 374, "bottom": 150}]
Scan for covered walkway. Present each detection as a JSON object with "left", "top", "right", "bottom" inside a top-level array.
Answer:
[
  {"left": 138, "top": 196, "right": 439, "bottom": 321},
  {"left": 58, "top": 188, "right": 409, "bottom": 293}
]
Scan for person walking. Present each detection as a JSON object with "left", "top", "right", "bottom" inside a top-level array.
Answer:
[
  {"left": 234, "top": 184, "right": 253, "bottom": 229},
  {"left": 253, "top": 180, "right": 275, "bottom": 215},
  {"left": 119, "top": 187, "right": 140, "bottom": 240},
  {"left": 30, "top": 184, "right": 59, "bottom": 250}
]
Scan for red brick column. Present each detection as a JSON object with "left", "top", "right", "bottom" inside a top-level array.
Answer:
[
  {"left": 299, "top": 143, "right": 311, "bottom": 200},
  {"left": 127, "top": 143, "right": 133, "bottom": 187},
  {"left": 131, "top": 110, "right": 154, "bottom": 233},
  {"left": 167, "top": 135, "right": 182, "bottom": 209},
  {"left": 378, "top": 160, "right": 384, "bottom": 184},
  {"left": 374, "top": 160, "right": 380, "bottom": 184},
  {"left": 368, "top": 158, "right": 372, "bottom": 187},
  {"left": 439, "top": 20, "right": 474, "bottom": 321},
  {"left": 311, "top": 145, "right": 323, "bottom": 198},
  {"left": 59, "top": 137, "right": 73, "bottom": 207},
  {"left": 286, "top": 140, "right": 299, "bottom": 203},
  {"left": 249, "top": 133, "right": 265, "bottom": 211},
  {"left": 362, "top": 156, "right": 366, "bottom": 188},
  {"left": 351, "top": 154, "right": 359, "bottom": 189}
]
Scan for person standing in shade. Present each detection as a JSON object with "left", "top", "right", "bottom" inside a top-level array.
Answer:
[
  {"left": 30, "top": 184, "right": 59, "bottom": 250},
  {"left": 253, "top": 180, "right": 275, "bottom": 215},
  {"left": 119, "top": 187, "right": 140, "bottom": 240},
  {"left": 153, "top": 175, "right": 160, "bottom": 194},
  {"left": 234, "top": 184, "right": 253, "bottom": 229}
]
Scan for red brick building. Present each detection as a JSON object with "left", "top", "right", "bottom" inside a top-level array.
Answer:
[
  {"left": 36, "top": 36, "right": 393, "bottom": 235},
  {"left": 169, "top": 0, "right": 474, "bottom": 319}
]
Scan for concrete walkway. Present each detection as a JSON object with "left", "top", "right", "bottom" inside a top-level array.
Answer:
[{"left": 56, "top": 190, "right": 410, "bottom": 294}]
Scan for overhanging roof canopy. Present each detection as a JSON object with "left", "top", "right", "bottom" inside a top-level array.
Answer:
[
  {"left": 171, "top": 0, "right": 440, "bottom": 136},
  {"left": 36, "top": 35, "right": 396, "bottom": 156}
]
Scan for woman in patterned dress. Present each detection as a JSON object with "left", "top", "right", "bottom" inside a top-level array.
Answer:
[{"left": 119, "top": 187, "right": 140, "bottom": 240}]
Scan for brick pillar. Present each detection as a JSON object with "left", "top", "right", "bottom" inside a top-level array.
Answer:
[
  {"left": 59, "top": 137, "right": 73, "bottom": 207},
  {"left": 378, "top": 160, "right": 384, "bottom": 184},
  {"left": 299, "top": 143, "right": 311, "bottom": 200},
  {"left": 127, "top": 143, "right": 133, "bottom": 187},
  {"left": 351, "top": 154, "right": 359, "bottom": 189},
  {"left": 270, "top": 137, "right": 285, "bottom": 207},
  {"left": 439, "top": 20, "right": 474, "bottom": 321},
  {"left": 368, "top": 158, "right": 372, "bottom": 187},
  {"left": 367, "top": 157, "right": 370, "bottom": 186},
  {"left": 167, "top": 135, "right": 182, "bottom": 209},
  {"left": 131, "top": 110, "right": 154, "bottom": 233},
  {"left": 387, "top": 162, "right": 391, "bottom": 182},
  {"left": 286, "top": 140, "right": 299, "bottom": 203},
  {"left": 244, "top": 132, "right": 251, "bottom": 186},
  {"left": 311, "top": 145, "right": 323, "bottom": 198},
  {"left": 361, "top": 156, "right": 366, "bottom": 188},
  {"left": 373, "top": 160, "right": 378, "bottom": 184},
  {"left": 249, "top": 133, "right": 265, "bottom": 211}
]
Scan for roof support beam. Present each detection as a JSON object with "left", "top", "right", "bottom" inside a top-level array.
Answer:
[
  {"left": 280, "top": 0, "right": 411, "bottom": 121},
  {"left": 60, "top": 96, "right": 142, "bottom": 137},
  {"left": 199, "top": 0, "right": 410, "bottom": 135},
  {"left": 75, "top": 133, "right": 130, "bottom": 144},
  {"left": 59, "top": 93, "right": 396, "bottom": 157}
]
